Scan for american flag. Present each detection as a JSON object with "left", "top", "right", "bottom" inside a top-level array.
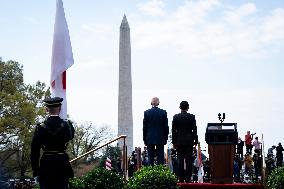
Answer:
[{"left": 105, "top": 157, "right": 112, "bottom": 170}]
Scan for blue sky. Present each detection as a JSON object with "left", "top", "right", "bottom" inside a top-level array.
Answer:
[{"left": 0, "top": 0, "right": 283, "bottom": 154}]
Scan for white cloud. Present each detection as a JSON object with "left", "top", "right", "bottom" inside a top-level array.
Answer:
[
  {"left": 224, "top": 2, "right": 257, "bottom": 26},
  {"left": 132, "top": 1, "right": 284, "bottom": 61},
  {"left": 260, "top": 8, "right": 284, "bottom": 43},
  {"left": 173, "top": 0, "right": 220, "bottom": 26},
  {"left": 137, "top": 0, "right": 166, "bottom": 17}
]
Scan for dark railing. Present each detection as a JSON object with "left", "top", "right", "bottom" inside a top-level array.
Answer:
[{"left": 70, "top": 135, "right": 127, "bottom": 179}]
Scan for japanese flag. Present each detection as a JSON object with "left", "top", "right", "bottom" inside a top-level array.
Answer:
[{"left": 50, "top": 0, "right": 74, "bottom": 119}]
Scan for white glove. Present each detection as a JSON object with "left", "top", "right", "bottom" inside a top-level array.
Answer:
[{"left": 34, "top": 176, "right": 39, "bottom": 184}]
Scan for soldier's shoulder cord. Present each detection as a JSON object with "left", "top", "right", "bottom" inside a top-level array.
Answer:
[
  {"left": 36, "top": 121, "right": 45, "bottom": 130},
  {"left": 33, "top": 122, "right": 45, "bottom": 136},
  {"left": 37, "top": 121, "right": 45, "bottom": 127}
]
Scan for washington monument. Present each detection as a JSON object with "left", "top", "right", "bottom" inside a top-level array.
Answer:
[{"left": 118, "top": 15, "right": 133, "bottom": 155}]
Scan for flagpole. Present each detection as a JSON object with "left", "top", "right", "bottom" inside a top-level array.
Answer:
[
  {"left": 197, "top": 142, "right": 203, "bottom": 183},
  {"left": 261, "top": 133, "right": 265, "bottom": 183}
]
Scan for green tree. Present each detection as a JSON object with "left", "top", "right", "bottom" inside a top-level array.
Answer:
[
  {"left": 68, "top": 122, "right": 114, "bottom": 161},
  {"left": 266, "top": 166, "right": 284, "bottom": 189},
  {"left": 0, "top": 58, "right": 49, "bottom": 179}
]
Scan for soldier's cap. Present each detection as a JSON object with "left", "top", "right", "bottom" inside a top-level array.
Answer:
[
  {"left": 180, "top": 101, "right": 189, "bottom": 110},
  {"left": 43, "top": 97, "right": 63, "bottom": 107}
]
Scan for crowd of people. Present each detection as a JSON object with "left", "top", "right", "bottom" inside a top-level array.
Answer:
[{"left": 233, "top": 132, "right": 284, "bottom": 183}]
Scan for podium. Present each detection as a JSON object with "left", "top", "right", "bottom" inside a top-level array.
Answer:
[{"left": 205, "top": 123, "right": 238, "bottom": 184}]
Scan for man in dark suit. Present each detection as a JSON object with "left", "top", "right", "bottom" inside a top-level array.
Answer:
[
  {"left": 30, "top": 97, "right": 75, "bottom": 189},
  {"left": 143, "top": 97, "right": 169, "bottom": 165},
  {"left": 172, "top": 101, "right": 198, "bottom": 182}
]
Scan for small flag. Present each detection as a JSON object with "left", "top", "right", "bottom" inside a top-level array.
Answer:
[
  {"left": 50, "top": 0, "right": 74, "bottom": 119},
  {"left": 105, "top": 157, "right": 112, "bottom": 170},
  {"left": 197, "top": 142, "right": 203, "bottom": 183}
]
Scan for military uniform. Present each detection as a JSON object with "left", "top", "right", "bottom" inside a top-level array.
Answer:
[{"left": 30, "top": 97, "right": 74, "bottom": 189}]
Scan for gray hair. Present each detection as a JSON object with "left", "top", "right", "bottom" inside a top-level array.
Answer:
[{"left": 151, "top": 97, "right": 160, "bottom": 107}]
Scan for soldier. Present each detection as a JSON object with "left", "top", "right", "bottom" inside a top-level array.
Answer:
[
  {"left": 141, "top": 146, "right": 148, "bottom": 166},
  {"left": 233, "top": 154, "right": 243, "bottom": 182},
  {"left": 265, "top": 153, "right": 276, "bottom": 176},
  {"left": 170, "top": 148, "right": 178, "bottom": 176},
  {"left": 267, "top": 145, "right": 276, "bottom": 156},
  {"left": 30, "top": 97, "right": 75, "bottom": 189},
  {"left": 252, "top": 152, "right": 262, "bottom": 182},
  {"left": 128, "top": 151, "right": 138, "bottom": 178},
  {"left": 237, "top": 137, "right": 244, "bottom": 159},
  {"left": 276, "top": 142, "right": 284, "bottom": 167},
  {"left": 203, "top": 158, "right": 211, "bottom": 183}
]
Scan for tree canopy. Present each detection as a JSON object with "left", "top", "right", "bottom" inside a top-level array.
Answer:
[{"left": 0, "top": 58, "right": 49, "bottom": 179}]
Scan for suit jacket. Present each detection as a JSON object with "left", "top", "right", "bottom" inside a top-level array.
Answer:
[
  {"left": 143, "top": 107, "right": 169, "bottom": 145},
  {"left": 172, "top": 112, "right": 198, "bottom": 146}
]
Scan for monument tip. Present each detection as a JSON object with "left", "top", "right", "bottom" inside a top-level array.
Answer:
[{"left": 120, "top": 14, "right": 129, "bottom": 28}]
